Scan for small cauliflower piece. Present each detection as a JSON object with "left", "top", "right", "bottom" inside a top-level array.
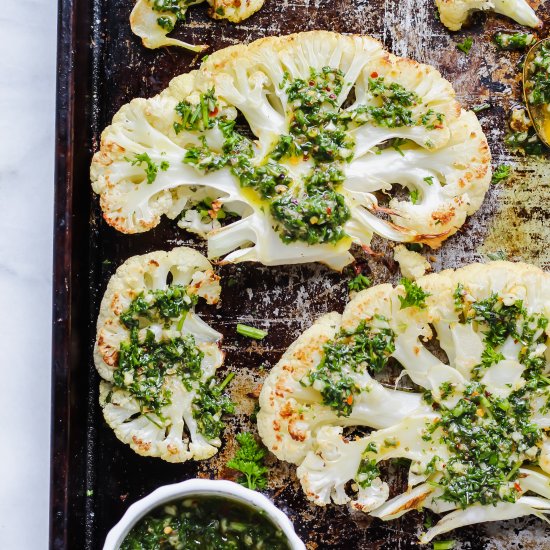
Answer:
[
  {"left": 258, "top": 261, "right": 550, "bottom": 541},
  {"left": 95, "top": 246, "right": 231, "bottom": 463},
  {"left": 435, "top": 0, "right": 541, "bottom": 32},
  {"left": 393, "top": 244, "right": 431, "bottom": 279},
  {"left": 130, "top": 0, "right": 264, "bottom": 51},
  {"left": 92, "top": 32, "right": 492, "bottom": 270}
]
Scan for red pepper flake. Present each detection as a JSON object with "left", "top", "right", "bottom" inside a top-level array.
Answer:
[
  {"left": 514, "top": 482, "right": 522, "bottom": 492},
  {"left": 370, "top": 71, "right": 378, "bottom": 78},
  {"left": 346, "top": 394, "right": 354, "bottom": 405},
  {"left": 209, "top": 107, "right": 219, "bottom": 117},
  {"left": 326, "top": 207, "right": 332, "bottom": 214},
  {"left": 309, "top": 81, "right": 315, "bottom": 86}
]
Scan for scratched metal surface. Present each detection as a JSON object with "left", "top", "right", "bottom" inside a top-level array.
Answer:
[{"left": 70, "top": 0, "right": 550, "bottom": 547}]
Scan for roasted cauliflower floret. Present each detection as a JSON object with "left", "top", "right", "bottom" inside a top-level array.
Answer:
[
  {"left": 435, "top": 0, "right": 541, "bottom": 31},
  {"left": 95, "top": 246, "right": 233, "bottom": 463},
  {"left": 91, "top": 32, "right": 492, "bottom": 271},
  {"left": 130, "top": 0, "right": 264, "bottom": 51},
  {"left": 258, "top": 261, "right": 550, "bottom": 543}
]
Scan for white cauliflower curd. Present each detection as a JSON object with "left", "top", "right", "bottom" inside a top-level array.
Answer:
[
  {"left": 95, "top": 246, "right": 233, "bottom": 463},
  {"left": 257, "top": 261, "right": 550, "bottom": 542},
  {"left": 130, "top": 0, "right": 264, "bottom": 51},
  {"left": 91, "top": 32, "right": 492, "bottom": 271},
  {"left": 436, "top": 0, "right": 541, "bottom": 31}
]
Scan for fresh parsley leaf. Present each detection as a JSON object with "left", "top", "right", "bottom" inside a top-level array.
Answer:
[
  {"left": 398, "top": 278, "right": 431, "bottom": 309},
  {"left": 348, "top": 273, "right": 372, "bottom": 292},
  {"left": 456, "top": 37, "right": 473, "bottom": 55},
  {"left": 126, "top": 152, "right": 166, "bottom": 184},
  {"left": 491, "top": 164, "right": 511, "bottom": 184},
  {"left": 423, "top": 176, "right": 434, "bottom": 185},
  {"left": 410, "top": 188, "right": 420, "bottom": 204},
  {"left": 227, "top": 433, "right": 269, "bottom": 490}
]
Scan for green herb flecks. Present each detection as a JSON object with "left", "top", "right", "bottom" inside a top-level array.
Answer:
[
  {"left": 177, "top": 69, "right": 444, "bottom": 247},
  {"left": 151, "top": 0, "right": 189, "bottom": 32},
  {"left": 526, "top": 41, "right": 550, "bottom": 107},
  {"left": 348, "top": 273, "right": 372, "bottom": 292},
  {"left": 424, "top": 382, "right": 542, "bottom": 509},
  {"left": 456, "top": 37, "right": 473, "bottom": 55},
  {"left": 126, "top": 152, "right": 169, "bottom": 184},
  {"left": 494, "top": 32, "right": 535, "bottom": 51},
  {"left": 398, "top": 278, "right": 431, "bottom": 309},
  {"left": 192, "top": 372, "right": 235, "bottom": 440},
  {"left": 491, "top": 164, "right": 511, "bottom": 184},
  {"left": 227, "top": 432, "right": 269, "bottom": 490},
  {"left": 174, "top": 89, "right": 218, "bottom": 134},
  {"left": 115, "top": 331, "right": 204, "bottom": 416},
  {"left": 305, "top": 320, "right": 396, "bottom": 416},
  {"left": 121, "top": 495, "right": 290, "bottom": 550}
]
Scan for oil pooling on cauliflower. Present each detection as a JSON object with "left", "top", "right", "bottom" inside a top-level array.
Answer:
[
  {"left": 95, "top": 247, "right": 234, "bottom": 463},
  {"left": 91, "top": 32, "right": 492, "bottom": 271},
  {"left": 257, "top": 261, "right": 550, "bottom": 543}
]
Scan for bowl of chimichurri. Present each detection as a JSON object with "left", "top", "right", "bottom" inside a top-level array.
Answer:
[{"left": 103, "top": 479, "right": 305, "bottom": 549}]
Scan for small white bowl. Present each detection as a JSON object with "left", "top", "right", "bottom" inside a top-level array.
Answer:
[{"left": 103, "top": 478, "right": 306, "bottom": 550}]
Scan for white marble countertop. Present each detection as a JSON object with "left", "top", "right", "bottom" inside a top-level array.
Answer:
[{"left": 0, "top": 1, "right": 57, "bottom": 548}]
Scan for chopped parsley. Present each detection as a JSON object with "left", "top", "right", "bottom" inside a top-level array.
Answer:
[
  {"left": 227, "top": 432, "right": 269, "bottom": 490},
  {"left": 151, "top": 0, "right": 188, "bottom": 33},
  {"left": 126, "top": 152, "right": 169, "bottom": 184},
  {"left": 425, "top": 382, "right": 542, "bottom": 508},
  {"left": 494, "top": 32, "right": 535, "bottom": 51},
  {"left": 398, "top": 278, "right": 431, "bottom": 309},
  {"left": 410, "top": 188, "right": 420, "bottom": 204},
  {"left": 192, "top": 372, "right": 235, "bottom": 440},
  {"left": 491, "top": 164, "right": 511, "bottom": 184},
  {"left": 178, "top": 70, "right": 444, "bottom": 247},
  {"left": 305, "top": 320, "right": 396, "bottom": 416},
  {"left": 456, "top": 37, "right": 473, "bottom": 55},
  {"left": 348, "top": 273, "right": 372, "bottom": 292},
  {"left": 525, "top": 40, "right": 550, "bottom": 107},
  {"left": 113, "top": 285, "right": 233, "bottom": 436},
  {"left": 174, "top": 88, "right": 218, "bottom": 133}
]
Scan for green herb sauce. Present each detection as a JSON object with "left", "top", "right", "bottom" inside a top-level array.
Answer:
[
  {"left": 421, "top": 289, "right": 549, "bottom": 508},
  {"left": 303, "top": 318, "right": 395, "bottom": 416},
  {"left": 493, "top": 32, "right": 535, "bottom": 51},
  {"left": 114, "top": 286, "right": 233, "bottom": 435},
  {"left": 526, "top": 41, "right": 550, "bottom": 108},
  {"left": 177, "top": 68, "right": 444, "bottom": 246},
  {"left": 151, "top": 0, "right": 190, "bottom": 33},
  {"left": 121, "top": 496, "right": 291, "bottom": 549}
]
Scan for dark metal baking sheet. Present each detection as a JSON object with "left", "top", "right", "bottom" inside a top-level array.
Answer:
[{"left": 51, "top": 0, "right": 550, "bottom": 548}]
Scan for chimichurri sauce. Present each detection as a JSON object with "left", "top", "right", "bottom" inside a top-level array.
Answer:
[
  {"left": 120, "top": 496, "right": 292, "bottom": 549},
  {"left": 526, "top": 41, "right": 550, "bottom": 108},
  {"left": 168, "top": 67, "right": 444, "bottom": 246}
]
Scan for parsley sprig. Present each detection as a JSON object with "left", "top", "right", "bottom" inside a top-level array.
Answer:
[
  {"left": 398, "top": 278, "right": 431, "bottom": 309},
  {"left": 227, "top": 433, "right": 269, "bottom": 490}
]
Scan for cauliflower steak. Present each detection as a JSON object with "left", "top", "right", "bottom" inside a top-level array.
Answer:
[
  {"left": 130, "top": 0, "right": 264, "bottom": 51},
  {"left": 258, "top": 261, "right": 550, "bottom": 542},
  {"left": 95, "top": 247, "right": 233, "bottom": 462},
  {"left": 92, "top": 32, "right": 491, "bottom": 270}
]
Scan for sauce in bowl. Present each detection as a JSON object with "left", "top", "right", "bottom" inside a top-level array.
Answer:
[{"left": 120, "top": 495, "right": 292, "bottom": 549}]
